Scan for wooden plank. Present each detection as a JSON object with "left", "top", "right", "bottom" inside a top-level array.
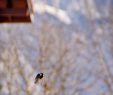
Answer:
[
  {"left": 0, "top": 15, "right": 31, "bottom": 22},
  {"left": 0, "top": 0, "right": 7, "bottom": 8},
  {"left": 12, "top": 16, "right": 31, "bottom": 22},
  {"left": 0, "top": 9, "right": 29, "bottom": 16},
  {"left": 12, "top": 0, "right": 28, "bottom": 9},
  {"left": 0, "top": 0, "right": 28, "bottom": 9},
  {"left": 0, "top": 16, "right": 9, "bottom": 22}
]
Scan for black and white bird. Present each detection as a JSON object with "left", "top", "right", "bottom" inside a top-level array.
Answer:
[{"left": 34, "top": 73, "right": 44, "bottom": 84}]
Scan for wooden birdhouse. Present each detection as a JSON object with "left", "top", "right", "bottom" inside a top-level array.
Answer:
[{"left": 0, "top": 0, "right": 33, "bottom": 23}]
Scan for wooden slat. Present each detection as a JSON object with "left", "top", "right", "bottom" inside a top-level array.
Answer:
[
  {"left": 0, "top": 9, "right": 29, "bottom": 16},
  {"left": 0, "top": 16, "right": 31, "bottom": 22},
  {"left": 12, "top": 16, "right": 31, "bottom": 22},
  {"left": 12, "top": 0, "right": 28, "bottom": 9},
  {"left": 0, "top": 16, "right": 9, "bottom": 22},
  {"left": 0, "top": 0, "right": 7, "bottom": 8}
]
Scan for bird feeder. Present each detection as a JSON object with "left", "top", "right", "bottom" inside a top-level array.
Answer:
[{"left": 0, "top": 0, "right": 33, "bottom": 23}]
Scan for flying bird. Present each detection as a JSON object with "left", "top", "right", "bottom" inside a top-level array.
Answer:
[{"left": 34, "top": 73, "right": 44, "bottom": 84}]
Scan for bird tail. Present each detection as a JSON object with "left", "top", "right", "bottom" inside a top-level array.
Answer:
[{"left": 34, "top": 79, "right": 38, "bottom": 84}]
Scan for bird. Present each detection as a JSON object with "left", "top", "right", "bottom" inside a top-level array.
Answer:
[{"left": 34, "top": 73, "right": 44, "bottom": 84}]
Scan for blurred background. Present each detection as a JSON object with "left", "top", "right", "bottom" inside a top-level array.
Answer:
[{"left": 0, "top": 0, "right": 113, "bottom": 95}]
